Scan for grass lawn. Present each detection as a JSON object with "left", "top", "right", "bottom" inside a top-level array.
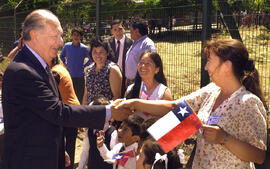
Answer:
[{"left": 153, "top": 25, "right": 270, "bottom": 110}]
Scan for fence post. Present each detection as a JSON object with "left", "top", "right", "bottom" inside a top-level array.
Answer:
[
  {"left": 96, "top": 0, "right": 101, "bottom": 37},
  {"left": 201, "top": 0, "right": 212, "bottom": 88},
  {"left": 13, "top": 0, "right": 23, "bottom": 41}
]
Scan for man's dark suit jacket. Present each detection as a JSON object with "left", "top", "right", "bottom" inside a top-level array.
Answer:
[
  {"left": 108, "top": 36, "right": 132, "bottom": 96},
  {"left": 2, "top": 46, "right": 106, "bottom": 169}
]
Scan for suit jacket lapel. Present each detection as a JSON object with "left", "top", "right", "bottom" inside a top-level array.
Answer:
[
  {"left": 21, "top": 46, "right": 59, "bottom": 97},
  {"left": 123, "top": 37, "right": 128, "bottom": 57},
  {"left": 110, "top": 37, "right": 116, "bottom": 54}
]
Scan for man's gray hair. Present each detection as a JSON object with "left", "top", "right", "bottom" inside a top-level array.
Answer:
[{"left": 22, "top": 9, "right": 56, "bottom": 41}]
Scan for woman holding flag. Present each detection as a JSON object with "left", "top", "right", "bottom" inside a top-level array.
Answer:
[{"left": 116, "top": 39, "right": 267, "bottom": 168}]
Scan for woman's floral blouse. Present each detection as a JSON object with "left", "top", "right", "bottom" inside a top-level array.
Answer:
[{"left": 178, "top": 83, "right": 267, "bottom": 169}]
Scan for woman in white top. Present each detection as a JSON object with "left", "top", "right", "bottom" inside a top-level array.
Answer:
[
  {"left": 126, "top": 51, "right": 172, "bottom": 101},
  {"left": 125, "top": 51, "right": 173, "bottom": 119}
]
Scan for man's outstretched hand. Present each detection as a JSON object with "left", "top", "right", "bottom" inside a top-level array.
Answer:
[{"left": 110, "top": 99, "right": 133, "bottom": 121}]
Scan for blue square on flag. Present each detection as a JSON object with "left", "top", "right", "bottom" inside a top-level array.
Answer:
[
  {"left": 172, "top": 101, "right": 193, "bottom": 121},
  {"left": 112, "top": 153, "right": 125, "bottom": 160},
  {"left": 147, "top": 101, "right": 202, "bottom": 152}
]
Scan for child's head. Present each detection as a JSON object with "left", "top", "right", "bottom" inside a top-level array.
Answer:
[
  {"left": 118, "top": 115, "right": 143, "bottom": 146},
  {"left": 137, "top": 138, "right": 183, "bottom": 169},
  {"left": 140, "top": 118, "right": 158, "bottom": 142},
  {"left": 92, "top": 96, "right": 110, "bottom": 105},
  {"left": 91, "top": 97, "right": 111, "bottom": 128},
  {"left": 137, "top": 138, "right": 166, "bottom": 169},
  {"left": 71, "top": 27, "right": 83, "bottom": 43},
  {"left": 138, "top": 118, "right": 158, "bottom": 152}
]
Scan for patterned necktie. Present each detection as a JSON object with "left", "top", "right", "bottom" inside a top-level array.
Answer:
[
  {"left": 45, "top": 66, "right": 58, "bottom": 93},
  {"left": 115, "top": 40, "right": 120, "bottom": 61}
]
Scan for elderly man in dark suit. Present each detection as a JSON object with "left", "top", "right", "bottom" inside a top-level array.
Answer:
[
  {"left": 2, "top": 9, "right": 129, "bottom": 169},
  {"left": 108, "top": 19, "right": 133, "bottom": 97}
]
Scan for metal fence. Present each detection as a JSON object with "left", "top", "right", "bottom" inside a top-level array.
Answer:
[{"left": 0, "top": 1, "right": 269, "bottom": 108}]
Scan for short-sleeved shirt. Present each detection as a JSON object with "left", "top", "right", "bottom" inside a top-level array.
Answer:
[
  {"left": 125, "top": 35, "right": 156, "bottom": 80},
  {"left": 178, "top": 83, "right": 267, "bottom": 169},
  {"left": 60, "top": 42, "right": 91, "bottom": 78}
]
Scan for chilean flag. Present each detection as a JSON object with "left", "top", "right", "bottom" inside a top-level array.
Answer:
[
  {"left": 112, "top": 150, "right": 135, "bottom": 167},
  {"left": 147, "top": 101, "right": 202, "bottom": 153},
  {"left": 136, "top": 82, "right": 151, "bottom": 120}
]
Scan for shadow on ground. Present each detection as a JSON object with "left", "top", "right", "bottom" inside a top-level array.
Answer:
[{"left": 148, "top": 28, "right": 221, "bottom": 43}]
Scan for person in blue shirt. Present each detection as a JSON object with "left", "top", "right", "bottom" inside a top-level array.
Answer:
[
  {"left": 60, "top": 27, "right": 92, "bottom": 104},
  {"left": 60, "top": 27, "right": 92, "bottom": 169},
  {"left": 125, "top": 20, "right": 156, "bottom": 86}
]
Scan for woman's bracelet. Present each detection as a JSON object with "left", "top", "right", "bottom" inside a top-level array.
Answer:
[{"left": 221, "top": 132, "right": 229, "bottom": 145}]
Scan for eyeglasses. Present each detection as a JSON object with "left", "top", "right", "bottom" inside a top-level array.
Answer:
[
  {"left": 138, "top": 61, "right": 153, "bottom": 67},
  {"left": 92, "top": 50, "right": 107, "bottom": 55}
]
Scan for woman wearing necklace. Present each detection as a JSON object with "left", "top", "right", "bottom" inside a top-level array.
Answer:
[
  {"left": 117, "top": 39, "right": 267, "bottom": 168},
  {"left": 125, "top": 51, "right": 173, "bottom": 120}
]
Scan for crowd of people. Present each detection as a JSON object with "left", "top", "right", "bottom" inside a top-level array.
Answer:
[{"left": 0, "top": 9, "right": 268, "bottom": 169}]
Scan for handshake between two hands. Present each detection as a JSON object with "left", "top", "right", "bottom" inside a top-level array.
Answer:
[{"left": 110, "top": 99, "right": 137, "bottom": 121}]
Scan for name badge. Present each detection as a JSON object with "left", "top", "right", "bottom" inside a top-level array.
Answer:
[{"left": 207, "top": 115, "right": 221, "bottom": 125}]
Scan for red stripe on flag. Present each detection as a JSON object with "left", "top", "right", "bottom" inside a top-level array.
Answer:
[
  {"left": 157, "top": 113, "right": 202, "bottom": 153},
  {"left": 116, "top": 150, "right": 135, "bottom": 167}
]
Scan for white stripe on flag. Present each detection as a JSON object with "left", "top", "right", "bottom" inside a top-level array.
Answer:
[{"left": 147, "top": 111, "right": 180, "bottom": 140}]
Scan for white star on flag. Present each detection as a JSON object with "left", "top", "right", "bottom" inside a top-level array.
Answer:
[
  {"left": 115, "top": 154, "right": 123, "bottom": 159},
  {"left": 178, "top": 106, "right": 188, "bottom": 117}
]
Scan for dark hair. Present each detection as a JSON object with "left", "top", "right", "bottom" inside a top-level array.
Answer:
[
  {"left": 140, "top": 118, "right": 158, "bottom": 142},
  {"left": 89, "top": 37, "right": 114, "bottom": 61},
  {"left": 52, "top": 71, "right": 60, "bottom": 85},
  {"left": 51, "top": 56, "right": 60, "bottom": 67},
  {"left": 131, "top": 20, "right": 148, "bottom": 36},
  {"left": 142, "top": 138, "right": 182, "bottom": 169},
  {"left": 111, "top": 19, "right": 124, "bottom": 29},
  {"left": 22, "top": 9, "right": 56, "bottom": 41},
  {"left": 142, "top": 139, "right": 166, "bottom": 169},
  {"left": 92, "top": 96, "right": 110, "bottom": 105},
  {"left": 126, "top": 51, "right": 167, "bottom": 99},
  {"left": 122, "top": 114, "right": 143, "bottom": 136},
  {"left": 138, "top": 118, "right": 158, "bottom": 153},
  {"left": 203, "top": 39, "right": 266, "bottom": 106},
  {"left": 71, "top": 27, "right": 83, "bottom": 36}
]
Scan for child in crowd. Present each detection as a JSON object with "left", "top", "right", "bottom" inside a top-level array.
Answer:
[
  {"left": 78, "top": 97, "right": 118, "bottom": 169},
  {"left": 137, "top": 138, "right": 183, "bottom": 169},
  {"left": 97, "top": 114, "right": 144, "bottom": 169},
  {"left": 60, "top": 27, "right": 92, "bottom": 104},
  {"left": 138, "top": 118, "right": 158, "bottom": 151},
  {"left": 138, "top": 119, "right": 183, "bottom": 169}
]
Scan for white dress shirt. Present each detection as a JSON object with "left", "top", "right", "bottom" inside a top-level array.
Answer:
[
  {"left": 98, "top": 142, "right": 138, "bottom": 169},
  {"left": 115, "top": 35, "right": 126, "bottom": 71}
]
